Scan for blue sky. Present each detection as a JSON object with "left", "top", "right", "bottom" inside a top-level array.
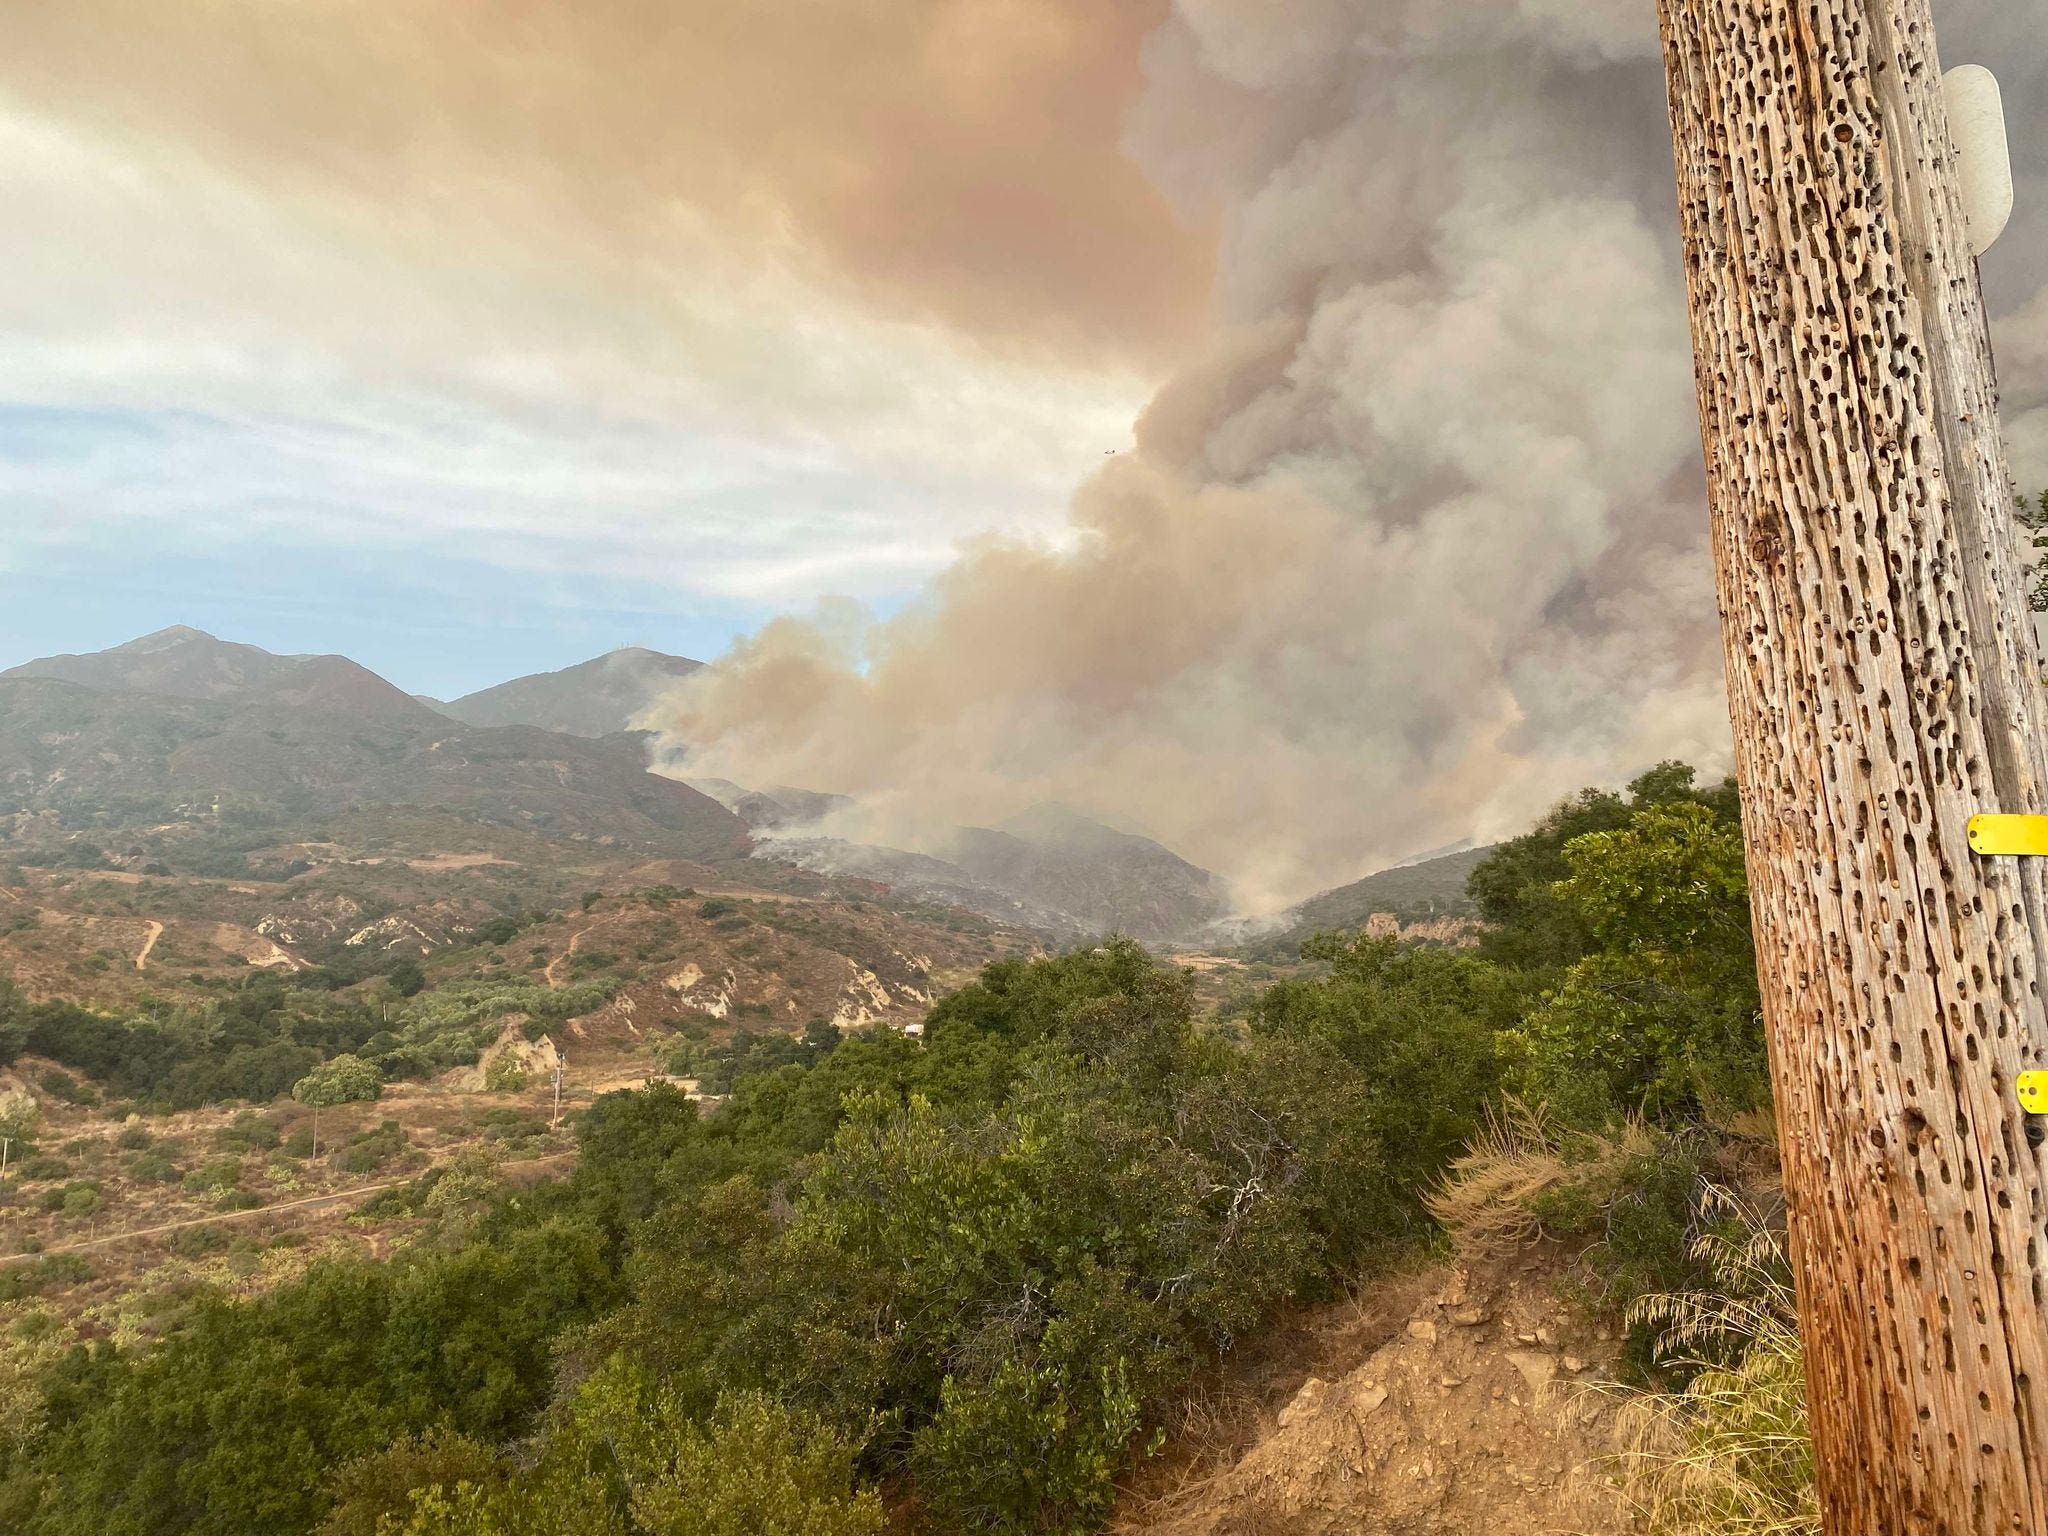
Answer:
[
  {"left": 0, "top": 335, "right": 1135, "bottom": 696},
  {"left": 0, "top": 531, "right": 785, "bottom": 701},
  {"left": 27, "top": 0, "right": 1988, "bottom": 902},
  {"left": 0, "top": 395, "right": 1021, "bottom": 697}
]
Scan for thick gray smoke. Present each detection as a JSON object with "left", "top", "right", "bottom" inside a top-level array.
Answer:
[{"left": 652, "top": 0, "right": 2048, "bottom": 914}]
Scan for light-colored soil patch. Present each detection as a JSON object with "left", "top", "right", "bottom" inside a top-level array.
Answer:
[
  {"left": 404, "top": 852, "right": 516, "bottom": 873},
  {"left": 580, "top": 1070, "right": 701, "bottom": 1098},
  {"left": 210, "top": 922, "right": 305, "bottom": 970},
  {"left": 134, "top": 920, "right": 164, "bottom": 971}
]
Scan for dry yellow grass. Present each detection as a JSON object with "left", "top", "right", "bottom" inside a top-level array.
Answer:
[
  {"left": 1430, "top": 1101, "right": 1814, "bottom": 1536},
  {"left": 1424, "top": 1097, "right": 1658, "bottom": 1262},
  {"left": 1597, "top": 1190, "right": 1817, "bottom": 1536}
]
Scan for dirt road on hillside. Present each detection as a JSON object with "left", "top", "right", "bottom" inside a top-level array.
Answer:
[
  {"left": 22, "top": 1180, "right": 409, "bottom": 1257},
  {"left": 546, "top": 917, "right": 628, "bottom": 989},
  {"left": 134, "top": 921, "right": 164, "bottom": 971},
  {"left": 16, "top": 1151, "right": 580, "bottom": 1260}
]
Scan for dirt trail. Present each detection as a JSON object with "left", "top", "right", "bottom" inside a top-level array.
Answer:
[
  {"left": 21, "top": 1180, "right": 408, "bottom": 1257},
  {"left": 546, "top": 916, "right": 626, "bottom": 989},
  {"left": 134, "top": 921, "right": 164, "bottom": 971},
  {"left": 1119, "top": 1256, "right": 1641, "bottom": 1536},
  {"left": 17, "top": 1150, "right": 580, "bottom": 1260}
]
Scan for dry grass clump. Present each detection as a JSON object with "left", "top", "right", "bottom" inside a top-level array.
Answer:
[
  {"left": 1602, "top": 1189, "right": 1817, "bottom": 1536},
  {"left": 1424, "top": 1098, "right": 1657, "bottom": 1262},
  {"left": 1431, "top": 1101, "right": 1814, "bottom": 1536}
]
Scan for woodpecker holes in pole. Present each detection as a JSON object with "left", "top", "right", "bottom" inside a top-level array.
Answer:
[{"left": 1945, "top": 64, "right": 2014, "bottom": 256}]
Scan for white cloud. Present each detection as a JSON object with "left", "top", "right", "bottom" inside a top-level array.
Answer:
[{"left": 0, "top": 102, "right": 1151, "bottom": 609}]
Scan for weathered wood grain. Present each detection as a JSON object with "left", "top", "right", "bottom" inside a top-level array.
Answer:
[{"left": 1654, "top": 2, "right": 2048, "bottom": 1529}]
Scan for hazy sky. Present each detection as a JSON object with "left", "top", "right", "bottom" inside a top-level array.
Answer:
[{"left": 0, "top": 0, "right": 1204, "bottom": 697}]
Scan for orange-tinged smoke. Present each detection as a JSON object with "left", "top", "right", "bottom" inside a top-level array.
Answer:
[
  {"left": 12, "top": 0, "right": 2047, "bottom": 914},
  {"left": 0, "top": 0, "right": 1209, "bottom": 367},
  {"left": 650, "top": 0, "right": 1738, "bottom": 910}
]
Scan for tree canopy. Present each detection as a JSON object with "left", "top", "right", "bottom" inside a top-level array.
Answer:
[{"left": 291, "top": 1054, "right": 383, "bottom": 1109}]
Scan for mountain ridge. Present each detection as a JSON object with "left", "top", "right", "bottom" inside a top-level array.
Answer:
[
  {"left": 1234, "top": 844, "right": 1491, "bottom": 957},
  {"left": 0, "top": 631, "right": 747, "bottom": 861},
  {"left": 3, "top": 630, "right": 1237, "bottom": 942},
  {"left": 729, "top": 790, "right": 1232, "bottom": 943},
  {"left": 428, "top": 647, "right": 703, "bottom": 738},
  {"left": 2, "top": 626, "right": 438, "bottom": 727}
]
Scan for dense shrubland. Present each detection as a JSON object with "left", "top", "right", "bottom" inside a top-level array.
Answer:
[
  {"left": 0, "top": 764, "right": 1800, "bottom": 1534},
  {"left": 0, "top": 970, "right": 623, "bottom": 1113}
]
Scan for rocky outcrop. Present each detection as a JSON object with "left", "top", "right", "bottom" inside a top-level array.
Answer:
[
  {"left": 451, "top": 1019, "right": 563, "bottom": 1093},
  {"left": 1362, "top": 911, "right": 1485, "bottom": 947}
]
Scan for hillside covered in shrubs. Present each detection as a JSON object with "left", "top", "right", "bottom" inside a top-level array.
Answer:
[{"left": 0, "top": 764, "right": 1794, "bottom": 1535}]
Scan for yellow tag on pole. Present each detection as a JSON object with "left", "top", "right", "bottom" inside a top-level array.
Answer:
[
  {"left": 2019, "top": 1073, "right": 2048, "bottom": 1116},
  {"left": 1967, "top": 816, "right": 2048, "bottom": 857}
]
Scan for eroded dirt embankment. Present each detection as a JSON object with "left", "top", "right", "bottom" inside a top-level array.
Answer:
[{"left": 1119, "top": 1254, "right": 1641, "bottom": 1536}]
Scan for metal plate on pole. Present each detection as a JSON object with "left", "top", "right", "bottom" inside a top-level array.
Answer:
[
  {"left": 1944, "top": 65, "right": 2014, "bottom": 256},
  {"left": 1967, "top": 814, "right": 2048, "bottom": 856}
]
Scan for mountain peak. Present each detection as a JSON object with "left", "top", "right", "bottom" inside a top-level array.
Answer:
[
  {"left": 433, "top": 647, "right": 704, "bottom": 737},
  {"left": 112, "top": 625, "right": 220, "bottom": 654},
  {"left": 2, "top": 628, "right": 436, "bottom": 725}
]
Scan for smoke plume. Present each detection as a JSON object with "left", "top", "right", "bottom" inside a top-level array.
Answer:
[
  {"left": 655, "top": 0, "right": 2048, "bottom": 914},
  {"left": 12, "top": 1, "right": 2043, "bottom": 913},
  {"left": 0, "top": 0, "right": 1206, "bottom": 369}
]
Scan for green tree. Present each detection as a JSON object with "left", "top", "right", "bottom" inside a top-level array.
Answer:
[
  {"left": 2016, "top": 488, "right": 2048, "bottom": 613},
  {"left": 1465, "top": 763, "right": 1739, "bottom": 969},
  {"left": 292, "top": 1055, "right": 382, "bottom": 1109},
  {"left": 1252, "top": 934, "right": 1510, "bottom": 1213},
  {"left": 385, "top": 958, "right": 428, "bottom": 998},
  {"left": 387, "top": 1362, "right": 882, "bottom": 1536},
  {"left": 318, "top": 1428, "right": 503, "bottom": 1536},
  {"left": 922, "top": 940, "right": 1164, "bottom": 1048},
  {"left": 910, "top": 1359, "right": 1143, "bottom": 1536},
  {"left": 25, "top": 1220, "right": 616, "bottom": 1536},
  {"left": 1508, "top": 800, "right": 1764, "bottom": 1122}
]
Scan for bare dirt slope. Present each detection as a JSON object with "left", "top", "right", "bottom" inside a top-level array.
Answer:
[{"left": 1122, "top": 1256, "right": 1641, "bottom": 1536}]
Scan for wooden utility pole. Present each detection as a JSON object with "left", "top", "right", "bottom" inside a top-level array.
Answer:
[{"left": 1656, "top": 2, "right": 2048, "bottom": 1529}]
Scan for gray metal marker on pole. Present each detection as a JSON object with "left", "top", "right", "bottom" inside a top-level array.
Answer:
[{"left": 1945, "top": 65, "right": 2014, "bottom": 256}]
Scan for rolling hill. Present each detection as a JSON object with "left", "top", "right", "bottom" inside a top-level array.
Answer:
[
  {"left": 746, "top": 801, "right": 1231, "bottom": 943},
  {"left": 2, "top": 626, "right": 434, "bottom": 726},
  {"left": 0, "top": 632, "right": 746, "bottom": 861},
  {"left": 1286, "top": 844, "right": 1489, "bottom": 929},
  {"left": 428, "top": 647, "right": 703, "bottom": 737},
  {"left": 0, "top": 632, "right": 1236, "bottom": 943},
  {"left": 1240, "top": 844, "right": 1492, "bottom": 957},
  {"left": 949, "top": 805, "right": 1231, "bottom": 941}
]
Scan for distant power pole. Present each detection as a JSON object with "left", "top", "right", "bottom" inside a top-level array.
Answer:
[{"left": 1655, "top": 1, "right": 2048, "bottom": 1529}]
